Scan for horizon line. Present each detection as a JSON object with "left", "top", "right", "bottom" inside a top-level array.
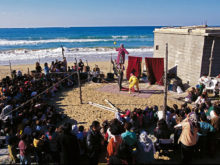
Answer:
[
  {"left": 0, "top": 24, "right": 219, "bottom": 29},
  {"left": 0, "top": 25, "right": 165, "bottom": 29},
  {"left": 1, "top": 24, "right": 220, "bottom": 29}
]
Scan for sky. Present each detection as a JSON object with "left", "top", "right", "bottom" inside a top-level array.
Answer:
[{"left": 0, "top": 0, "right": 219, "bottom": 28}]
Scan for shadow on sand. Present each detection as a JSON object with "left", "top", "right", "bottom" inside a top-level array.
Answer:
[{"left": 49, "top": 85, "right": 87, "bottom": 126}]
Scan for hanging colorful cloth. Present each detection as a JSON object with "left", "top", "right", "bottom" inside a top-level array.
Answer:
[{"left": 145, "top": 57, "right": 164, "bottom": 85}]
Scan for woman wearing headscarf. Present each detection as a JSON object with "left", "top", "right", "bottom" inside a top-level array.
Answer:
[
  {"left": 116, "top": 44, "right": 129, "bottom": 69},
  {"left": 136, "top": 131, "right": 155, "bottom": 164},
  {"left": 175, "top": 112, "right": 199, "bottom": 163}
]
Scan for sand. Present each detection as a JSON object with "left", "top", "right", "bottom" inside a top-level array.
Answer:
[
  {"left": 0, "top": 60, "right": 183, "bottom": 130},
  {"left": 53, "top": 83, "right": 182, "bottom": 130}
]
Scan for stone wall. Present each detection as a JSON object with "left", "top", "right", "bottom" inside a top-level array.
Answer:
[
  {"left": 154, "top": 32, "right": 205, "bottom": 85},
  {"left": 202, "top": 37, "right": 220, "bottom": 77}
]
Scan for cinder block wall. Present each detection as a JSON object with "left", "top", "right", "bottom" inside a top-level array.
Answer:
[
  {"left": 202, "top": 37, "right": 220, "bottom": 77},
  {"left": 154, "top": 33, "right": 205, "bottom": 85}
]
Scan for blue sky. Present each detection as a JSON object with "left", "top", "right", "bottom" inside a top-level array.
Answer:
[{"left": 0, "top": 0, "right": 219, "bottom": 28}]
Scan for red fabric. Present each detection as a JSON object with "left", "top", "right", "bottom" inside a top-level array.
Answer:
[
  {"left": 126, "top": 56, "right": 142, "bottom": 80},
  {"left": 107, "top": 136, "right": 122, "bottom": 157},
  {"left": 145, "top": 57, "right": 164, "bottom": 85},
  {"left": 121, "top": 87, "right": 136, "bottom": 92}
]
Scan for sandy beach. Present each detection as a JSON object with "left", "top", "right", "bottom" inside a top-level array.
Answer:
[
  {"left": 1, "top": 1, "right": 220, "bottom": 164},
  {"left": 0, "top": 60, "right": 182, "bottom": 130}
]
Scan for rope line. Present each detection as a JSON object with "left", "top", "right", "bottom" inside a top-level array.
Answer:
[{"left": 1, "top": 71, "right": 80, "bottom": 118}]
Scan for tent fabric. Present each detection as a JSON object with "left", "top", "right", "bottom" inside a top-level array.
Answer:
[
  {"left": 126, "top": 56, "right": 142, "bottom": 80},
  {"left": 145, "top": 57, "right": 164, "bottom": 85}
]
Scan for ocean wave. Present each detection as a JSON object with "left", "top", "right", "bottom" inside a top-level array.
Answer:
[
  {"left": 0, "top": 36, "right": 153, "bottom": 46},
  {"left": 84, "top": 35, "right": 151, "bottom": 39},
  {"left": 112, "top": 35, "right": 129, "bottom": 39},
  {"left": 0, "top": 39, "right": 111, "bottom": 46},
  {"left": 0, "top": 47, "right": 153, "bottom": 65}
]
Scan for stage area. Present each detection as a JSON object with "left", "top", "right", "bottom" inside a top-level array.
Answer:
[{"left": 97, "top": 82, "right": 164, "bottom": 98}]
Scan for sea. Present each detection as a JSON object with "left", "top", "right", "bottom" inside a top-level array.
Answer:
[{"left": 0, "top": 26, "right": 160, "bottom": 65}]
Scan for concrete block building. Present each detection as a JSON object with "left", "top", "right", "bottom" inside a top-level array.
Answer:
[{"left": 154, "top": 26, "right": 220, "bottom": 85}]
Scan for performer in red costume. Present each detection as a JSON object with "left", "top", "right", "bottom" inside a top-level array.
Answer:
[{"left": 116, "top": 44, "right": 129, "bottom": 70}]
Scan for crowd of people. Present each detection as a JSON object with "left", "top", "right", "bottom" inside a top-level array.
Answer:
[
  {"left": 185, "top": 75, "right": 219, "bottom": 104},
  {"left": 0, "top": 56, "right": 220, "bottom": 165},
  {"left": 0, "top": 58, "right": 80, "bottom": 164}
]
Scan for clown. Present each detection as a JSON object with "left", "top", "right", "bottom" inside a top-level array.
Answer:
[
  {"left": 116, "top": 44, "right": 129, "bottom": 70},
  {"left": 128, "top": 72, "right": 139, "bottom": 94}
]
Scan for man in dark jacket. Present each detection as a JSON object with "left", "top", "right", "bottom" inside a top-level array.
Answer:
[
  {"left": 78, "top": 59, "right": 84, "bottom": 72},
  {"left": 86, "top": 121, "right": 103, "bottom": 165},
  {"left": 57, "top": 123, "right": 80, "bottom": 164}
]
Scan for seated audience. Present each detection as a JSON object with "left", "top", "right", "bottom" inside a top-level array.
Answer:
[
  {"left": 136, "top": 131, "right": 155, "bottom": 164},
  {"left": 121, "top": 122, "right": 137, "bottom": 147}
]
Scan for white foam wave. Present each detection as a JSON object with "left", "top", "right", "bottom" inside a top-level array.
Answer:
[
  {"left": 0, "top": 47, "right": 153, "bottom": 65},
  {"left": 112, "top": 35, "right": 129, "bottom": 39},
  {"left": 0, "top": 39, "right": 115, "bottom": 46},
  {"left": 0, "top": 36, "right": 153, "bottom": 46}
]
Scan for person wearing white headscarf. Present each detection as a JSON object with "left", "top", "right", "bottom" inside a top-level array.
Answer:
[
  {"left": 17, "top": 70, "right": 22, "bottom": 77},
  {"left": 136, "top": 131, "right": 155, "bottom": 164},
  {"left": 176, "top": 112, "right": 199, "bottom": 163}
]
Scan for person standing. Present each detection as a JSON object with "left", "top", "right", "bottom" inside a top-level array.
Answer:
[
  {"left": 210, "top": 108, "right": 220, "bottom": 157},
  {"left": 107, "top": 121, "right": 123, "bottom": 160},
  {"left": 35, "top": 62, "right": 42, "bottom": 73},
  {"left": 78, "top": 59, "right": 84, "bottom": 72},
  {"left": 63, "top": 57, "right": 68, "bottom": 72},
  {"left": 175, "top": 112, "right": 199, "bottom": 163},
  {"left": 116, "top": 44, "right": 129, "bottom": 69},
  {"left": 121, "top": 122, "right": 137, "bottom": 147},
  {"left": 197, "top": 113, "right": 215, "bottom": 157},
  {"left": 6, "top": 128, "right": 17, "bottom": 164},
  {"left": 18, "top": 134, "right": 30, "bottom": 165},
  {"left": 128, "top": 73, "right": 139, "bottom": 94},
  {"left": 86, "top": 121, "right": 104, "bottom": 165},
  {"left": 44, "top": 62, "right": 50, "bottom": 75},
  {"left": 57, "top": 123, "right": 80, "bottom": 164}
]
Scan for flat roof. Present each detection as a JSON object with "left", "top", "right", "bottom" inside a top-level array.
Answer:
[{"left": 154, "top": 25, "right": 220, "bottom": 36}]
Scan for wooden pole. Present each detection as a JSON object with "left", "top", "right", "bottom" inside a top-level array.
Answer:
[
  {"left": 110, "top": 54, "right": 112, "bottom": 73},
  {"left": 9, "top": 60, "right": 12, "bottom": 78},
  {"left": 104, "top": 99, "right": 119, "bottom": 112},
  {"left": 38, "top": 54, "right": 40, "bottom": 63},
  {"left": 86, "top": 60, "right": 90, "bottom": 82},
  {"left": 163, "top": 43, "right": 168, "bottom": 120},
  {"left": 75, "top": 58, "right": 83, "bottom": 104},
  {"left": 208, "top": 38, "right": 215, "bottom": 77},
  {"left": 88, "top": 101, "right": 117, "bottom": 113}
]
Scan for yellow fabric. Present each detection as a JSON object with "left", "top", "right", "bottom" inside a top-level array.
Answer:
[
  {"left": 33, "top": 138, "right": 40, "bottom": 148},
  {"left": 129, "top": 75, "right": 139, "bottom": 89},
  {"left": 8, "top": 145, "right": 16, "bottom": 163},
  {"left": 0, "top": 87, "right": 3, "bottom": 96}
]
